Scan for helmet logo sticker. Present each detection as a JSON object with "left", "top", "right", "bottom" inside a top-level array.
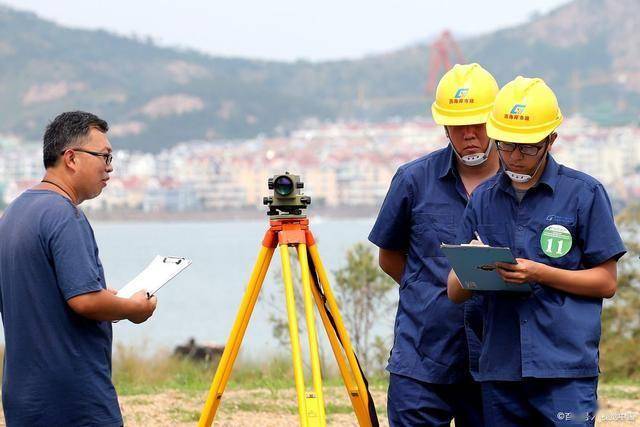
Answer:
[
  {"left": 454, "top": 88, "right": 469, "bottom": 98},
  {"left": 449, "top": 87, "right": 474, "bottom": 104},
  {"left": 540, "top": 224, "right": 573, "bottom": 258},
  {"left": 504, "top": 103, "right": 530, "bottom": 121},
  {"left": 510, "top": 104, "right": 526, "bottom": 114}
]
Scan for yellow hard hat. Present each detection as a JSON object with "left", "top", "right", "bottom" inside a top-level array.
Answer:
[
  {"left": 486, "top": 76, "right": 563, "bottom": 144},
  {"left": 431, "top": 63, "right": 499, "bottom": 126}
]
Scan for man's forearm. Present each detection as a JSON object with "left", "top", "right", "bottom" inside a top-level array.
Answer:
[
  {"left": 68, "top": 290, "right": 142, "bottom": 321},
  {"left": 535, "top": 260, "right": 617, "bottom": 299},
  {"left": 382, "top": 261, "right": 405, "bottom": 284},
  {"left": 379, "top": 248, "right": 406, "bottom": 284}
]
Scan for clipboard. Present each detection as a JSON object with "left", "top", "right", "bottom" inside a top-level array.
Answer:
[
  {"left": 440, "top": 244, "right": 531, "bottom": 292},
  {"left": 116, "top": 255, "right": 192, "bottom": 299}
]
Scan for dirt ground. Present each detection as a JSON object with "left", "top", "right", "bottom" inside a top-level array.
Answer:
[
  {"left": 120, "top": 387, "right": 389, "bottom": 426},
  {"left": 118, "top": 384, "right": 639, "bottom": 426},
  {"left": 0, "top": 385, "right": 637, "bottom": 425}
]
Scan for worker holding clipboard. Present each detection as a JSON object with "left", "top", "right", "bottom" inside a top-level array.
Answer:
[
  {"left": 0, "top": 112, "right": 158, "bottom": 427},
  {"left": 447, "top": 77, "right": 626, "bottom": 426},
  {"left": 441, "top": 241, "right": 530, "bottom": 293}
]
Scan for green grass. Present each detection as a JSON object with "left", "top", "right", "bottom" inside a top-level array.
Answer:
[
  {"left": 111, "top": 343, "right": 391, "bottom": 396},
  {"left": 225, "top": 356, "right": 295, "bottom": 391},
  {"left": 14, "top": 343, "right": 618, "bottom": 400},
  {"left": 112, "top": 344, "right": 218, "bottom": 395},
  {"left": 599, "top": 376, "right": 640, "bottom": 387},
  {"left": 168, "top": 407, "right": 201, "bottom": 422},
  {"left": 600, "top": 385, "right": 640, "bottom": 400},
  {"left": 325, "top": 402, "right": 356, "bottom": 414},
  {"left": 113, "top": 344, "right": 640, "bottom": 400},
  {"left": 234, "top": 401, "right": 298, "bottom": 414},
  {"left": 322, "top": 374, "right": 389, "bottom": 390},
  {"left": 125, "top": 397, "right": 153, "bottom": 405}
]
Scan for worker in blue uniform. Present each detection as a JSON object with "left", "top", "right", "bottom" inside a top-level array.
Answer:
[
  {"left": 447, "top": 76, "right": 626, "bottom": 426},
  {"left": 369, "top": 63, "right": 500, "bottom": 426}
]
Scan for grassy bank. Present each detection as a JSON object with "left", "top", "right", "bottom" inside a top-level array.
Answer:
[
  {"left": 112, "top": 345, "right": 391, "bottom": 425},
  {"left": 112, "top": 346, "right": 639, "bottom": 425},
  {"left": 112, "top": 344, "right": 389, "bottom": 397},
  {"left": 0, "top": 345, "right": 637, "bottom": 425}
]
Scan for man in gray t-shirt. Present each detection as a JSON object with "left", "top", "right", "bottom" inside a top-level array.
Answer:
[{"left": 0, "top": 111, "right": 157, "bottom": 426}]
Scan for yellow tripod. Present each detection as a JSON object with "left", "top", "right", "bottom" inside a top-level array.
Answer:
[{"left": 198, "top": 217, "right": 379, "bottom": 427}]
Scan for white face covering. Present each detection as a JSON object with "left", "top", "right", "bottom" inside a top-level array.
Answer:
[
  {"left": 446, "top": 127, "right": 493, "bottom": 167},
  {"left": 451, "top": 140, "right": 493, "bottom": 166},
  {"left": 505, "top": 169, "right": 536, "bottom": 183},
  {"left": 501, "top": 145, "right": 548, "bottom": 183}
]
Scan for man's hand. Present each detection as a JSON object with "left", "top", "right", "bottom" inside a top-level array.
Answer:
[
  {"left": 127, "top": 290, "right": 158, "bottom": 324},
  {"left": 495, "top": 258, "right": 543, "bottom": 284},
  {"left": 106, "top": 287, "right": 118, "bottom": 295},
  {"left": 467, "top": 239, "right": 486, "bottom": 246}
]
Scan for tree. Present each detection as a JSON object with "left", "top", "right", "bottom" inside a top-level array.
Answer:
[
  {"left": 332, "top": 243, "right": 395, "bottom": 373},
  {"left": 265, "top": 247, "right": 330, "bottom": 373},
  {"left": 600, "top": 203, "right": 640, "bottom": 380},
  {"left": 265, "top": 247, "right": 306, "bottom": 348},
  {"left": 267, "top": 242, "right": 395, "bottom": 375}
]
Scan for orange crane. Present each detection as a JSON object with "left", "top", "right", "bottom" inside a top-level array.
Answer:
[{"left": 426, "top": 30, "right": 465, "bottom": 94}]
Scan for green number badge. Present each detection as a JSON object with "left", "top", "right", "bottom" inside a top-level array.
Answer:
[{"left": 540, "top": 224, "right": 572, "bottom": 258}]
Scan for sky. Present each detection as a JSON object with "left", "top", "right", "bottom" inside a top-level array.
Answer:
[{"left": 3, "top": 0, "right": 571, "bottom": 62}]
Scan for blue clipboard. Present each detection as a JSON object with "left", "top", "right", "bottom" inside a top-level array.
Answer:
[{"left": 441, "top": 244, "right": 531, "bottom": 292}]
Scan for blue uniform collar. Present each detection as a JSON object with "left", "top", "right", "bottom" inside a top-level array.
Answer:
[
  {"left": 438, "top": 145, "right": 458, "bottom": 180},
  {"left": 498, "top": 154, "right": 559, "bottom": 196}
]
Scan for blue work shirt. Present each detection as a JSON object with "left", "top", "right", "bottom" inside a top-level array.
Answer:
[
  {"left": 456, "top": 156, "right": 626, "bottom": 381},
  {"left": 0, "top": 190, "right": 122, "bottom": 426},
  {"left": 369, "top": 145, "right": 480, "bottom": 384}
]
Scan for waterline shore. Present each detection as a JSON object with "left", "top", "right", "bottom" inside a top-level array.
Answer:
[{"left": 86, "top": 206, "right": 380, "bottom": 222}]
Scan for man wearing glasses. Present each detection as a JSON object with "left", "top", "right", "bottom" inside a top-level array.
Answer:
[
  {"left": 0, "top": 111, "right": 157, "bottom": 426},
  {"left": 447, "top": 77, "right": 625, "bottom": 425}
]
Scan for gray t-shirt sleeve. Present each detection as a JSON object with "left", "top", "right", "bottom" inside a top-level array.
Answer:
[{"left": 45, "top": 204, "right": 104, "bottom": 300}]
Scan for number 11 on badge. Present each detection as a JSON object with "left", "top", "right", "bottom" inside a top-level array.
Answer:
[{"left": 540, "top": 225, "right": 573, "bottom": 258}]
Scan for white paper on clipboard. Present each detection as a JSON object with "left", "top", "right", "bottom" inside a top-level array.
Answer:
[{"left": 116, "top": 255, "right": 192, "bottom": 299}]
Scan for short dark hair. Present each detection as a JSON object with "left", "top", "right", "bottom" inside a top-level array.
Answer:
[{"left": 43, "top": 111, "right": 109, "bottom": 168}]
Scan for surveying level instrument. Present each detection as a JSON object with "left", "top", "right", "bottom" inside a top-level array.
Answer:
[
  {"left": 199, "top": 172, "right": 379, "bottom": 427},
  {"left": 263, "top": 172, "right": 311, "bottom": 216}
]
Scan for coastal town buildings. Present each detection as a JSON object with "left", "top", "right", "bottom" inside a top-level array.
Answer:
[{"left": 1, "top": 117, "right": 639, "bottom": 213}]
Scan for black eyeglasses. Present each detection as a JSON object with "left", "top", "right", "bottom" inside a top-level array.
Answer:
[
  {"left": 63, "top": 148, "right": 113, "bottom": 165},
  {"left": 495, "top": 140, "right": 547, "bottom": 157}
]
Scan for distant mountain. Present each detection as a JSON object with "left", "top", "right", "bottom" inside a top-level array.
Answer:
[
  {"left": 462, "top": 0, "right": 640, "bottom": 124},
  {"left": 0, "top": 0, "right": 638, "bottom": 152}
]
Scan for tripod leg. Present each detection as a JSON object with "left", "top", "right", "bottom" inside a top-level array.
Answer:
[
  {"left": 199, "top": 244, "right": 275, "bottom": 427},
  {"left": 307, "top": 242, "right": 377, "bottom": 427},
  {"left": 297, "top": 243, "right": 327, "bottom": 426},
  {"left": 308, "top": 269, "right": 369, "bottom": 422},
  {"left": 279, "top": 243, "right": 313, "bottom": 427}
]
